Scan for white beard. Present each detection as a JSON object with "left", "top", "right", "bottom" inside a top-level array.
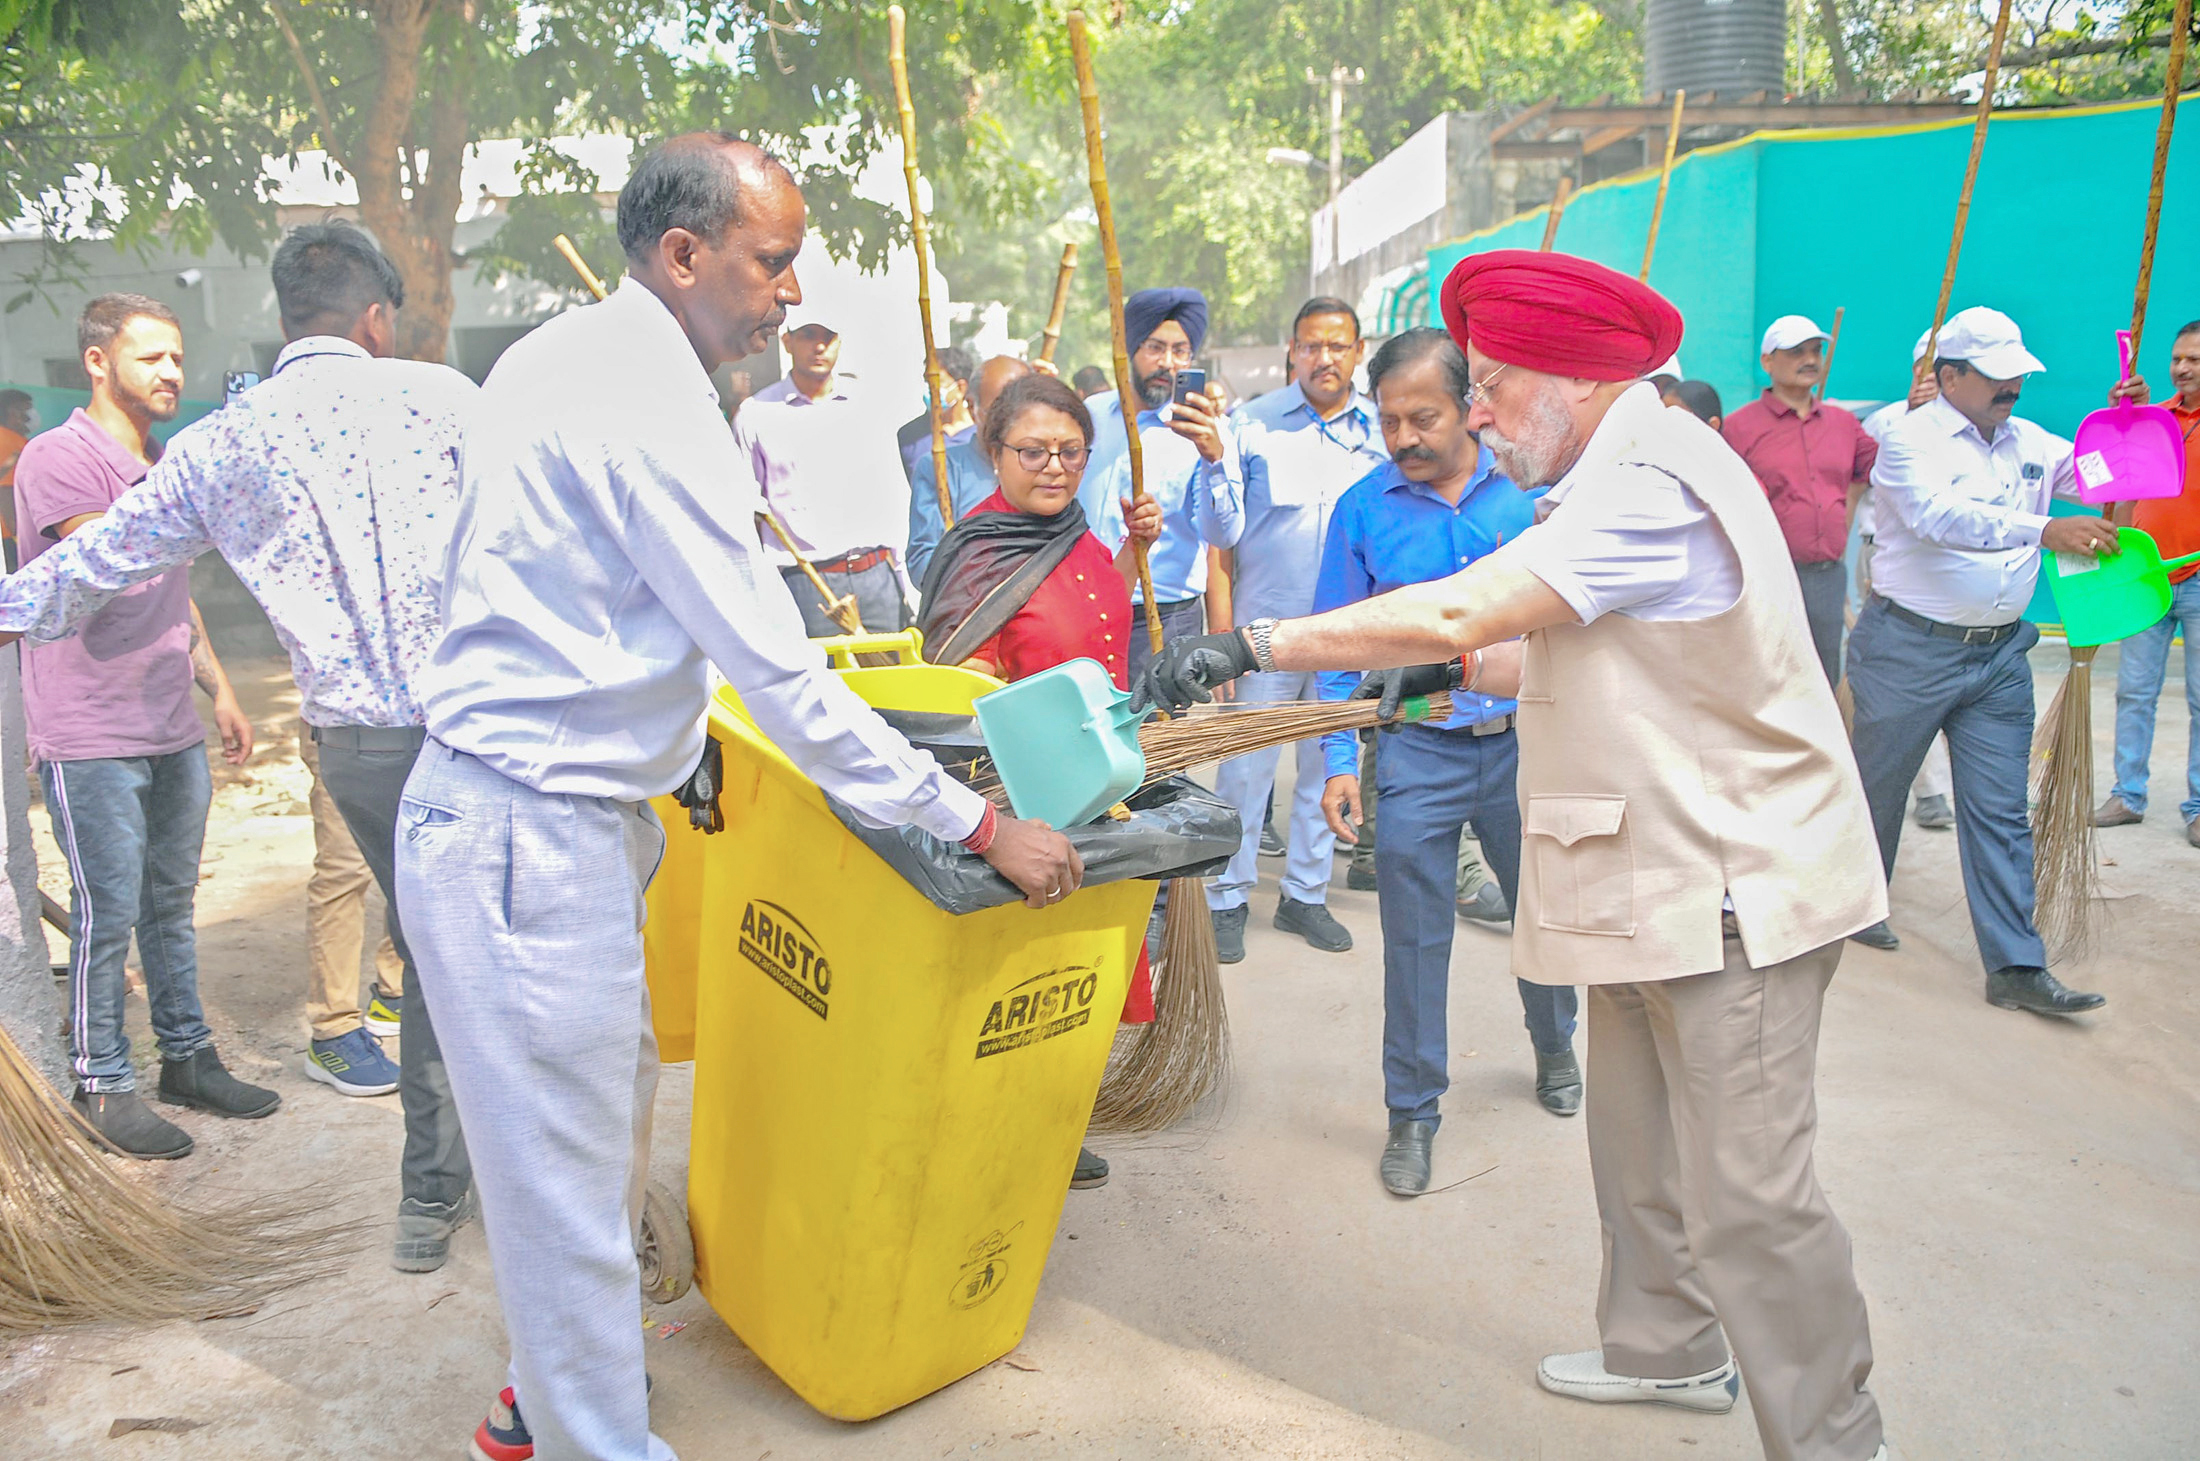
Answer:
[{"left": 1480, "top": 383, "right": 1578, "bottom": 488}]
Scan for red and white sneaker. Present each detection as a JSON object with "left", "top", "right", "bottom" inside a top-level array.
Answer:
[{"left": 469, "top": 1386, "right": 531, "bottom": 1461}]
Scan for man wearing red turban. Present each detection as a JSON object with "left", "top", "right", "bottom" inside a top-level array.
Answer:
[{"left": 1130, "top": 251, "right": 1895, "bottom": 1461}]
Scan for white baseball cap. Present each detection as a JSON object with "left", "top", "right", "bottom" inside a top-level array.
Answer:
[
  {"left": 779, "top": 303, "right": 838, "bottom": 337},
  {"left": 1909, "top": 326, "right": 1935, "bottom": 362},
  {"left": 1760, "top": 314, "right": 1831, "bottom": 355},
  {"left": 1933, "top": 306, "right": 2044, "bottom": 378}
]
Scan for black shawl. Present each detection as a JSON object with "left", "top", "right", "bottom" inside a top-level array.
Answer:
[{"left": 917, "top": 501, "right": 1091, "bottom": 668}]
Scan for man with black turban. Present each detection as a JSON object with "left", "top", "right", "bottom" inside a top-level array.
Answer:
[
  {"left": 1078, "top": 285, "right": 1242, "bottom": 685},
  {"left": 1126, "top": 250, "right": 1895, "bottom": 1461}
]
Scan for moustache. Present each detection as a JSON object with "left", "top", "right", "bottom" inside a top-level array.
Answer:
[
  {"left": 1392, "top": 445, "right": 1439, "bottom": 465},
  {"left": 1992, "top": 391, "right": 2020, "bottom": 405}
]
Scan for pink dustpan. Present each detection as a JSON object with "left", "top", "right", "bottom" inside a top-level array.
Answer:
[{"left": 2072, "top": 330, "right": 2187, "bottom": 505}]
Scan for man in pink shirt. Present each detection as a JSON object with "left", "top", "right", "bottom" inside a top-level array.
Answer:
[
  {"left": 1721, "top": 315, "right": 1878, "bottom": 684},
  {"left": 13, "top": 293, "right": 274, "bottom": 1160}
]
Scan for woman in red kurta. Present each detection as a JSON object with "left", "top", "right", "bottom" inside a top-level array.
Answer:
[{"left": 916, "top": 371, "right": 1162, "bottom": 1189}]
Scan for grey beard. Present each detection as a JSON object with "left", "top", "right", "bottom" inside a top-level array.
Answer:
[{"left": 1481, "top": 388, "right": 1577, "bottom": 487}]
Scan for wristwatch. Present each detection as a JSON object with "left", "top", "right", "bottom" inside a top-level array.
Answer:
[{"left": 1244, "top": 618, "right": 1279, "bottom": 673}]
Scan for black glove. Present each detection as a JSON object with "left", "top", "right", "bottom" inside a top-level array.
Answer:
[
  {"left": 674, "top": 735, "right": 727, "bottom": 834},
  {"left": 1127, "top": 629, "right": 1260, "bottom": 715},
  {"left": 1348, "top": 660, "right": 1466, "bottom": 726}
]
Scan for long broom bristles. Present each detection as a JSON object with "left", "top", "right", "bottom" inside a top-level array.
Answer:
[
  {"left": 966, "top": 693, "right": 1456, "bottom": 810},
  {"left": 0, "top": 1021, "right": 354, "bottom": 1331},
  {"left": 2030, "top": 645, "right": 2101, "bottom": 960},
  {"left": 1089, "top": 875, "right": 1230, "bottom": 1135}
]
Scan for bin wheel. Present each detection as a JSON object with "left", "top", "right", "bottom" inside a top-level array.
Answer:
[{"left": 637, "top": 1180, "right": 695, "bottom": 1304}]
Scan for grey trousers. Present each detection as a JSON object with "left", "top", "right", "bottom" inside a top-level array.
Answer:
[
  {"left": 397, "top": 740, "right": 670, "bottom": 1461},
  {"left": 313, "top": 727, "right": 472, "bottom": 1215},
  {"left": 779, "top": 558, "right": 909, "bottom": 638},
  {"left": 1587, "top": 937, "right": 1883, "bottom": 1461},
  {"left": 1794, "top": 558, "right": 1847, "bottom": 686}
]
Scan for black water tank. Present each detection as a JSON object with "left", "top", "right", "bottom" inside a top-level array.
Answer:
[{"left": 1643, "top": 0, "right": 1785, "bottom": 98}]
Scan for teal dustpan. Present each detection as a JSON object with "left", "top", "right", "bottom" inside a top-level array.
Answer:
[
  {"left": 2045, "top": 526, "right": 2200, "bottom": 646},
  {"left": 971, "top": 658, "right": 1146, "bottom": 828}
]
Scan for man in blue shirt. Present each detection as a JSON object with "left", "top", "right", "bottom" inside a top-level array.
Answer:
[
  {"left": 1204, "top": 298, "right": 1386, "bottom": 961},
  {"left": 1313, "top": 327, "right": 1580, "bottom": 1197},
  {"left": 1083, "top": 286, "right": 1243, "bottom": 678},
  {"left": 908, "top": 354, "right": 1031, "bottom": 584}
]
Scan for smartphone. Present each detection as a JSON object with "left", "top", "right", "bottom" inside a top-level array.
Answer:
[
  {"left": 223, "top": 370, "right": 262, "bottom": 406},
  {"left": 1171, "top": 367, "right": 1207, "bottom": 406}
]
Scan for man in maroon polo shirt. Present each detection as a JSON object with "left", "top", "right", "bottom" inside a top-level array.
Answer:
[
  {"left": 1722, "top": 314, "right": 1877, "bottom": 684},
  {"left": 13, "top": 292, "right": 275, "bottom": 1159}
]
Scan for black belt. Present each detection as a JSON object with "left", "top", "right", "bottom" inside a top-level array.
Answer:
[
  {"left": 1870, "top": 595, "right": 2021, "bottom": 646},
  {"left": 311, "top": 724, "right": 427, "bottom": 751}
]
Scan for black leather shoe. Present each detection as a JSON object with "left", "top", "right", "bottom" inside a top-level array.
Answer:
[
  {"left": 72, "top": 1088, "right": 194, "bottom": 1160},
  {"left": 1849, "top": 920, "right": 1899, "bottom": 951},
  {"left": 1345, "top": 863, "right": 1377, "bottom": 892},
  {"left": 1535, "top": 1048, "right": 1582, "bottom": 1117},
  {"left": 159, "top": 1046, "right": 281, "bottom": 1119},
  {"left": 1986, "top": 966, "right": 2105, "bottom": 1015},
  {"left": 1211, "top": 905, "right": 1248, "bottom": 964},
  {"left": 1380, "top": 1118, "right": 1435, "bottom": 1196},
  {"left": 1275, "top": 896, "right": 1352, "bottom": 952},
  {"left": 1071, "top": 1146, "right": 1109, "bottom": 1189}
]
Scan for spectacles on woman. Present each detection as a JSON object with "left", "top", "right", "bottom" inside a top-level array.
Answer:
[{"left": 1007, "top": 443, "right": 1089, "bottom": 471}]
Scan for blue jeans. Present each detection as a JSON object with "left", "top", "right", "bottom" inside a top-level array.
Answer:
[
  {"left": 42, "top": 747, "right": 214, "bottom": 1092},
  {"left": 1845, "top": 600, "right": 2047, "bottom": 973},
  {"left": 1374, "top": 724, "right": 1578, "bottom": 1125},
  {"left": 2110, "top": 575, "right": 2200, "bottom": 823},
  {"left": 1208, "top": 670, "right": 1336, "bottom": 910}
]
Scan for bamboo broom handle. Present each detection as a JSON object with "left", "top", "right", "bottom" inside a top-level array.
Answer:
[
  {"left": 888, "top": 6, "right": 955, "bottom": 533},
  {"left": 553, "top": 231, "right": 860, "bottom": 630},
  {"left": 1814, "top": 304, "right": 1845, "bottom": 407},
  {"left": 1037, "top": 242, "right": 1080, "bottom": 365},
  {"left": 553, "top": 234, "right": 607, "bottom": 299},
  {"left": 1539, "top": 177, "right": 1573, "bottom": 252},
  {"left": 1069, "top": 9, "right": 1162, "bottom": 653},
  {"left": 2129, "top": 0, "right": 2192, "bottom": 356},
  {"left": 1923, "top": 0, "right": 2016, "bottom": 370},
  {"left": 1639, "top": 90, "right": 1686, "bottom": 281}
]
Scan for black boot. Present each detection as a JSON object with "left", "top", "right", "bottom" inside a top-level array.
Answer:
[
  {"left": 158, "top": 1046, "right": 281, "bottom": 1119},
  {"left": 72, "top": 1087, "right": 194, "bottom": 1159},
  {"left": 1535, "top": 1047, "right": 1582, "bottom": 1117}
]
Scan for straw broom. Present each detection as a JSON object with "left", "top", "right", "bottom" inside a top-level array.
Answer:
[
  {"left": 553, "top": 232, "right": 864, "bottom": 635},
  {"left": 1638, "top": 89, "right": 1685, "bottom": 281},
  {"left": 2030, "top": 0, "right": 2188, "bottom": 957},
  {"left": 1069, "top": 7, "right": 1226, "bottom": 1135},
  {"left": 0, "top": 1018, "right": 353, "bottom": 1331},
  {"left": 1037, "top": 243, "right": 1079, "bottom": 366},
  {"left": 887, "top": 6, "right": 955, "bottom": 534}
]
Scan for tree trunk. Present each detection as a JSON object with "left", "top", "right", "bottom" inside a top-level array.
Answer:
[{"left": 1814, "top": 0, "right": 1861, "bottom": 99}]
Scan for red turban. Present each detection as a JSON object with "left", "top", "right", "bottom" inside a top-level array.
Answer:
[{"left": 1439, "top": 250, "right": 1684, "bottom": 382}]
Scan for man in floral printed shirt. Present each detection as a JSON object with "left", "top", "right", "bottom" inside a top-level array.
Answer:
[{"left": 0, "top": 222, "right": 479, "bottom": 1273}]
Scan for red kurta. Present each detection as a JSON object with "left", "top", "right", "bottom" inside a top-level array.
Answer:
[{"left": 960, "top": 491, "right": 1154, "bottom": 1023}]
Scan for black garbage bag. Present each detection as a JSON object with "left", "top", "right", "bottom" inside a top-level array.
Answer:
[{"left": 822, "top": 774, "right": 1241, "bottom": 916}]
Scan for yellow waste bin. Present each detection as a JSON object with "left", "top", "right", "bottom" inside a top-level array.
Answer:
[{"left": 645, "top": 633, "right": 1205, "bottom": 1420}]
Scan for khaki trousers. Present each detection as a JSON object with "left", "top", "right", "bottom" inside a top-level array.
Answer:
[
  {"left": 300, "top": 723, "right": 402, "bottom": 1041},
  {"left": 1585, "top": 937, "right": 1883, "bottom": 1461}
]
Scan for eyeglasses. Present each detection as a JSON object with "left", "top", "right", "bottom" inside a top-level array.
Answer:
[
  {"left": 1007, "top": 443, "right": 1089, "bottom": 471},
  {"left": 1292, "top": 340, "right": 1357, "bottom": 359},
  {"left": 1135, "top": 340, "right": 1195, "bottom": 364},
  {"left": 1467, "top": 362, "right": 1511, "bottom": 408}
]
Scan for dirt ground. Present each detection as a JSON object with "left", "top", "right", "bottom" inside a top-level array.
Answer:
[{"left": 1, "top": 644, "right": 2195, "bottom": 1460}]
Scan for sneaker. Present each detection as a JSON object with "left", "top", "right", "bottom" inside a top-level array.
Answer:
[
  {"left": 1211, "top": 905, "right": 1248, "bottom": 964},
  {"left": 1457, "top": 881, "right": 1511, "bottom": 924},
  {"left": 1345, "top": 863, "right": 1377, "bottom": 892},
  {"left": 1071, "top": 1146, "right": 1110, "bottom": 1189},
  {"left": 1259, "top": 818, "right": 1287, "bottom": 858},
  {"left": 71, "top": 1087, "right": 194, "bottom": 1160},
  {"left": 306, "top": 1028, "right": 401, "bottom": 1097},
  {"left": 1536, "top": 1349, "right": 1740, "bottom": 1412},
  {"left": 158, "top": 1045, "right": 281, "bottom": 1119},
  {"left": 470, "top": 1386, "right": 531, "bottom": 1461},
  {"left": 395, "top": 1188, "right": 478, "bottom": 1274},
  {"left": 364, "top": 991, "right": 403, "bottom": 1038},
  {"left": 1912, "top": 794, "right": 1955, "bottom": 829},
  {"left": 1274, "top": 896, "right": 1352, "bottom": 952}
]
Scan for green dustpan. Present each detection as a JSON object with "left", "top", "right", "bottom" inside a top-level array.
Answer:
[
  {"left": 971, "top": 658, "right": 1147, "bottom": 829},
  {"left": 2044, "top": 527, "right": 2200, "bottom": 647}
]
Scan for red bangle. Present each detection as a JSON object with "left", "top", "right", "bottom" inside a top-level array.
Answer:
[{"left": 961, "top": 802, "right": 1000, "bottom": 855}]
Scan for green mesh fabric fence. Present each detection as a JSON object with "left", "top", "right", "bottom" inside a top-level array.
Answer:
[{"left": 1427, "top": 95, "right": 2199, "bottom": 438}]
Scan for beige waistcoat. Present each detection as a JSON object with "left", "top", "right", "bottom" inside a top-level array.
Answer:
[{"left": 1511, "top": 402, "right": 1887, "bottom": 987}]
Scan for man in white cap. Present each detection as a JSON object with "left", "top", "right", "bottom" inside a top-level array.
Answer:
[
  {"left": 733, "top": 303, "right": 915, "bottom": 634},
  {"left": 1856, "top": 329, "right": 1956, "bottom": 842},
  {"left": 1846, "top": 305, "right": 2134, "bottom": 1011},
  {"left": 1721, "top": 315, "right": 1877, "bottom": 684}
]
